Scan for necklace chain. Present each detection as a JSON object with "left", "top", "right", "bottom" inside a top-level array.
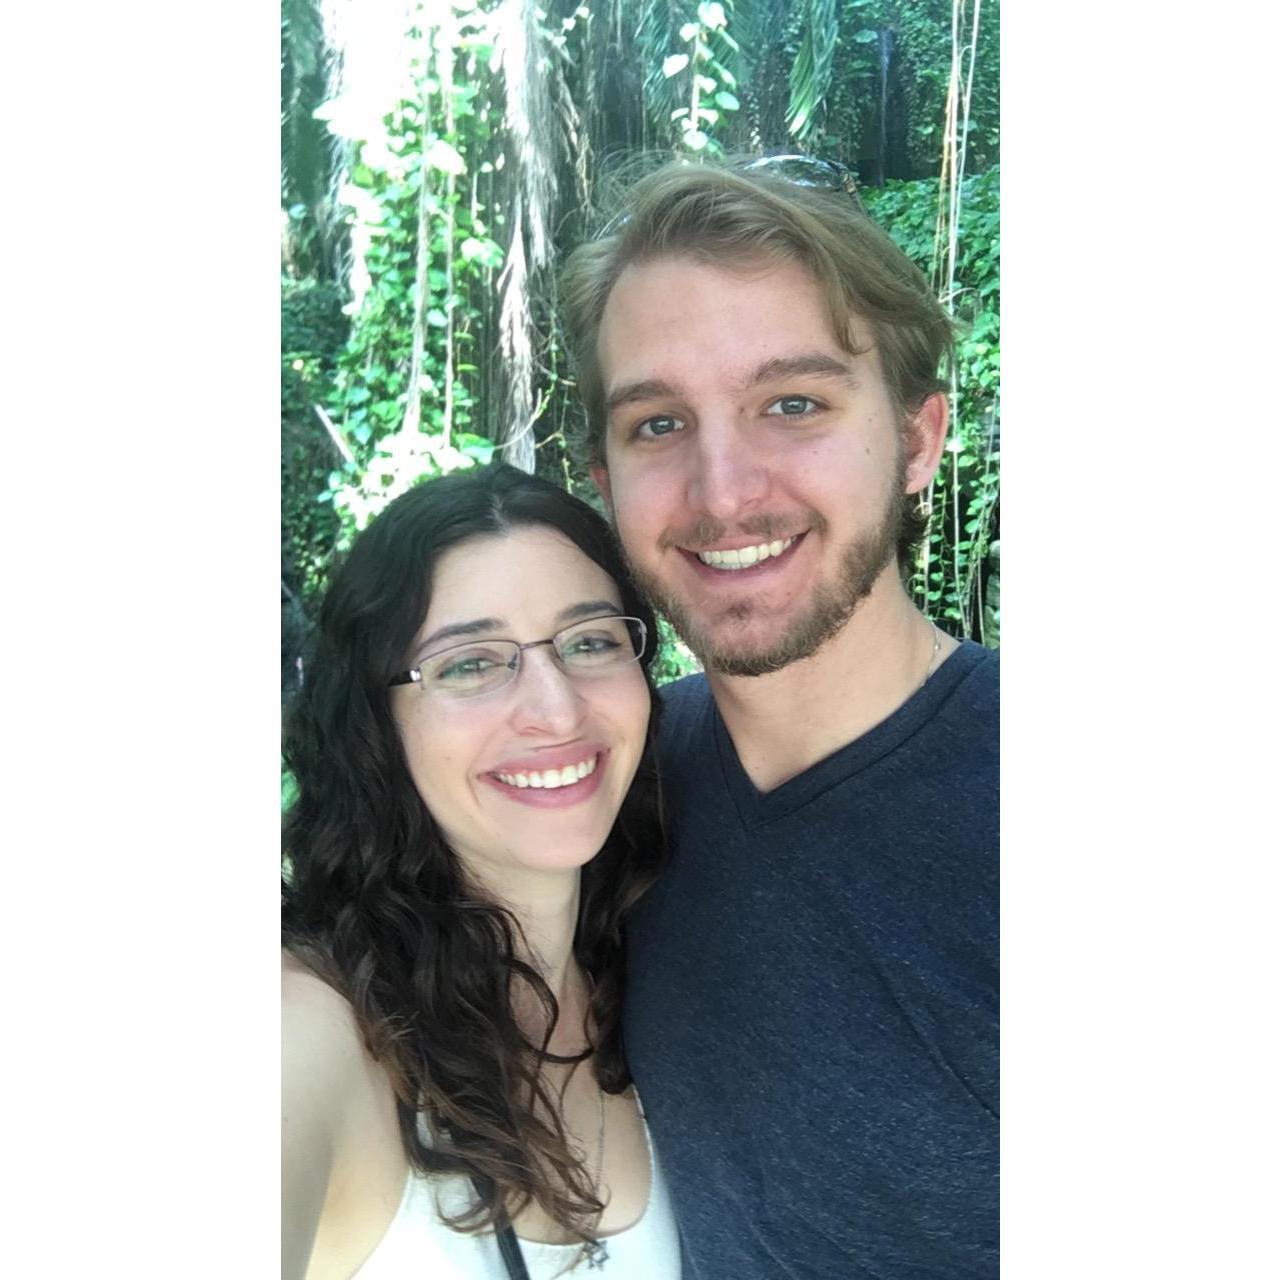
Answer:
[
  {"left": 918, "top": 621, "right": 943, "bottom": 692},
  {"left": 581, "top": 1076, "right": 609, "bottom": 1269}
]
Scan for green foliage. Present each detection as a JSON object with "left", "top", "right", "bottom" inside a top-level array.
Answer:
[
  {"left": 889, "top": 0, "right": 999, "bottom": 175},
  {"left": 281, "top": 0, "right": 1000, "bottom": 688},
  {"left": 315, "top": 91, "right": 506, "bottom": 551},
  {"left": 282, "top": 762, "right": 298, "bottom": 813},
  {"left": 641, "top": 0, "right": 742, "bottom": 155},
  {"left": 863, "top": 166, "right": 1000, "bottom": 644},
  {"left": 786, "top": 0, "right": 837, "bottom": 140},
  {"left": 709, "top": 0, "right": 999, "bottom": 180},
  {"left": 282, "top": 279, "right": 348, "bottom": 602},
  {"left": 651, "top": 618, "right": 703, "bottom": 687},
  {"left": 286, "top": 9, "right": 515, "bottom": 593}
]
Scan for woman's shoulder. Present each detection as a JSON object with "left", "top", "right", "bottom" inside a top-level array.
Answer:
[
  {"left": 282, "top": 952, "right": 391, "bottom": 1139},
  {"left": 284, "top": 954, "right": 362, "bottom": 1059},
  {"left": 282, "top": 953, "right": 409, "bottom": 1277},
  {"left": 283, "top": 953, "right": 355, "bottom": 1030}
]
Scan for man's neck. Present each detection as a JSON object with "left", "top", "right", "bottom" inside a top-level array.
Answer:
[{"left": 706, "top": 571, "right": 955, "bottom": 793}]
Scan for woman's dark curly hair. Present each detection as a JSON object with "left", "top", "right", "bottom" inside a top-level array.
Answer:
[{"left": 282, "top": 463, "right": 665, "bottom": 1243}]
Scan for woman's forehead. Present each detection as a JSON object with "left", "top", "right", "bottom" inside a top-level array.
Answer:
[{"left": 420, "top": 526, "right": 621, "bottom": 637}]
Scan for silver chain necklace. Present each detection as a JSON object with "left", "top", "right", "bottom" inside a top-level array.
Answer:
[
  {"left": 581, "top": 1080, "right": 609, "bottom": 1269},
  {"left": 917, "top": 622, "right": 943, "bottom": 692}
]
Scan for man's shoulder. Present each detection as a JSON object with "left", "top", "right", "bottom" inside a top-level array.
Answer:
[
  {"left": 656, "top": 670, "right": 712, "bottom": 711},
  {"left": 654, "top": 672, "right": 714, "bottom": 758},
  {"left": 915, "top": 641, "right": 998, "bottom": 784},
  {"left": 947, "top": 640, "right": 999, "bottom": 720},
  {"left": 655, "top": 671, "right": 715, "bottom": 727}
]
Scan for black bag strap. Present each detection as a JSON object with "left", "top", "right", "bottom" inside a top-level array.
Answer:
[
  {"left": 470, "top": 1176, "right": 531, "bottom": 1280},
  {"left": 494, "top": 1218, "right": 532, "bottom": 1280}
]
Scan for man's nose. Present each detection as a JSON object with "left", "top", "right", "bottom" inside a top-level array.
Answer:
[{"left": 686, "top": 417, "right": 768, "bottom": 522}]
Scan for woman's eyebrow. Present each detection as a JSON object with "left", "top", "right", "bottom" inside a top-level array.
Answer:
[
  {"left": 416, "top": 601, "right": 621, "bottom": 657},
  {"left": 417, "top": 617, "right": 505, "bottom": 655},
  {"left": 555, "top": 599, "right": 623, "bottom": 626}
]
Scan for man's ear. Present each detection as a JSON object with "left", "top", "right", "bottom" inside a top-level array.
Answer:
[
  {"left": 902, "top": 392, "right": 949, "bottom": 495},
  {"left": 589, "top": 462, "right": 614, "bottom": 515}
]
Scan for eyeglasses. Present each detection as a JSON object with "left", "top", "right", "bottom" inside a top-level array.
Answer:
[{"left": 388, "top": 616, "right": 648, "bottom": 701}]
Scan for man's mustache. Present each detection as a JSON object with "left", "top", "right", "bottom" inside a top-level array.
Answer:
[{"left": 658, "top": 511, "right": 826, "bottom": 552}]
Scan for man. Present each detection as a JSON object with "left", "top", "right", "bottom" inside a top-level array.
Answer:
[{"left": 561, "top": 158, "right": 998, "bottom": 1279}]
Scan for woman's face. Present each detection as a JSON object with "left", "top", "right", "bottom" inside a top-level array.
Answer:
[{"left": 391, "top": 525, "right": 651, "bottom": 891}]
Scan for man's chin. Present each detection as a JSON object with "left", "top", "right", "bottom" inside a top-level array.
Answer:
[
  {"left": 643, "top": 559, "right": 887, "bottom": 679},
  {"left": 661, "top": 600, "right": 848, "bottom": 679},
  {"left": 696, "top": 621, "right": 840, "bottom": 678}
]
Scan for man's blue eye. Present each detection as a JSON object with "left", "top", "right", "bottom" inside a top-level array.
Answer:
[
  {"left": 636, "top": 414, "right": 685, "bottom": 439},
  {"left": 765, "top": 396, "right": 820, "bottom": 416}
]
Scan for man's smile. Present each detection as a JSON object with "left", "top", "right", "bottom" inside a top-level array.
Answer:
[{"left": 675, "top": 532, "right": 808, "bottom": 581}]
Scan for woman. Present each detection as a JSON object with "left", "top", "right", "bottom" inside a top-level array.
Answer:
[{"left": 282, "top": 464, "right": 681, "bottom": 1279}]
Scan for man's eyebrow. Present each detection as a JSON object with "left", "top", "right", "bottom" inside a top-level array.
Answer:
[
  {"left": 416, "top": 601, "right": 622, "bottom": 657},
  {"left": 744, "top": 352, "right": 859, "bottom": 388},
  {"left": 604, "top": 378, "right": 681, "bottom": 416},
  {"left": 605, "top": 356, "right": 857, "bottom": 417}
]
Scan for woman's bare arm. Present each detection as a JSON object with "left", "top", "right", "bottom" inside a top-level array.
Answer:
[{"left": 281, "top": 962, "right": 362, "bottom": 1280}]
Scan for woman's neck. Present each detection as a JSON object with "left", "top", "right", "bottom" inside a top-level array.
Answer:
[{"left": 492, "top": 867, "right": 590, "bottom": 1053}]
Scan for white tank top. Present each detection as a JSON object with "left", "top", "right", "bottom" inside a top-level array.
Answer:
[{"left": 352, "top": 1100, "right": 681, "bottom": 1280}]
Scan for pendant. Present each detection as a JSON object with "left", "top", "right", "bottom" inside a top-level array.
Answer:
[{"left": 583, "top": 1237, "right": 609, "bottom": 1269}]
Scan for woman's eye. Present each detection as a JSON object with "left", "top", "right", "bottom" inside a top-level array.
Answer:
[
  {"left": 436, "top": 652, "right": 502, "bottom": 682},
  {"left": 635, "top": 414, "right": 686, "bottom": 439},
  {"left": 564, "top": 632, "right": 621, "bottom": 655},
  {"left": 765, "top": 395, "right": 821, "bottom": 417}
]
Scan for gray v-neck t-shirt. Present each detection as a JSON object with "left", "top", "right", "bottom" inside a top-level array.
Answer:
[{"left": 625, "top": 642, "right": 999, "bottom": 1279}]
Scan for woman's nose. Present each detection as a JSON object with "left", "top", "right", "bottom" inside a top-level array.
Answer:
[{"left": 507, "top": 645, "right": 586, "bottom": 736}]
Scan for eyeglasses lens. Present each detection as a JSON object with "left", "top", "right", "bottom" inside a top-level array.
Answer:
[
  {"left": 554, "top": 617, "right": 646, "bottom": 672},
  {"left": 419, "top": 618, "right": 646, "bottom": 699},
  {"left": 421, "top": 642, "right": 522, "bottom": 697}
]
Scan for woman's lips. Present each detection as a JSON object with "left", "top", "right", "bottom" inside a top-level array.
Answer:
[{"left": 481, "top": 749, "right": 609, "bottom": 809}]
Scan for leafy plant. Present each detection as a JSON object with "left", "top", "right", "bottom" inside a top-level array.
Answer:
[
  {"left": 650, "top": 618, "right": 703, "bottom": 686},
  {"left": 863, "top": 165, "right": 1000, "bottom": 643}
]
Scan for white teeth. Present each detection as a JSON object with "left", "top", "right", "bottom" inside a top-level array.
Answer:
[
  {"left": 697, "top": 536, "right": 795, "bottom": 570},
  {"left": 495, "top": 755, "right": 599, "bottom": 790}
]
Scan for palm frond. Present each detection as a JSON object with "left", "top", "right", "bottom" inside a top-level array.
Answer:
[{"left": 785, "top": 0, "right": 837, "bottom": 141}]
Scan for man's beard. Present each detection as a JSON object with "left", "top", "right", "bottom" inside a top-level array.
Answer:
[{"left": 631, "top": 464, "right": 910, "bottom": 679}]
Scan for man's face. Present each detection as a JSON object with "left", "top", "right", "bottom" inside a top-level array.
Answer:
[{"left": 592, "top": 254, "right": 933, "bottom": 677}]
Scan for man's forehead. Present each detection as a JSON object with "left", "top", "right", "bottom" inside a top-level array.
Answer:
[
  {"left": 597, "top": 252, "right": 871, "bottom": 384},
  {"left": 606, "top": 248, "right": 809, "bottom": 304}
]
